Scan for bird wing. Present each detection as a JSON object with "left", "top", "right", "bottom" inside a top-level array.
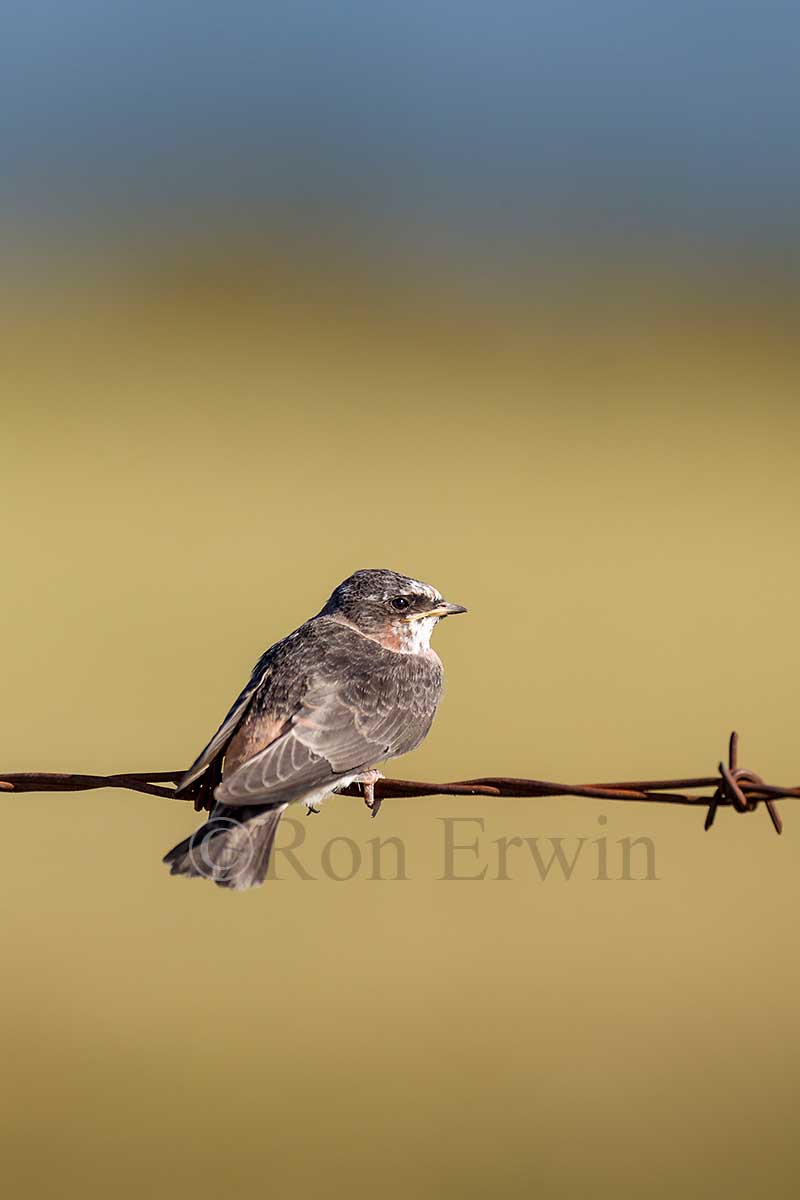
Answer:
[
  {"left": 178, "top": 657, "right": 272, "bottom": 791},
  {"left": 216, "top": 659, "right": 440, "bottom": 807}
]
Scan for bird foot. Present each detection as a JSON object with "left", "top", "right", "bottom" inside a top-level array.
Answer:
[
  {"left": 359, "top": 770, "right": 384, "bottom": 819},
  {"left": 305, "top": 804, "right": 321, "bottom": 816}
]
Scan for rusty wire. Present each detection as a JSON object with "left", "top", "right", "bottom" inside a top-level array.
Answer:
[{"left": 0, "top": 732, "right": 793, "bottom": 834}]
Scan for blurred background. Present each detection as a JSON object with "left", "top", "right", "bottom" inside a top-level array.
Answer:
[{"left": 3, "top": 3, "right": 800, "bottom": 1198}]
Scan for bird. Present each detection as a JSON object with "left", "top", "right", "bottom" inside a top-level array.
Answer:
[{"left": 163, "top": 569, "right": 467, "bottom": 889}]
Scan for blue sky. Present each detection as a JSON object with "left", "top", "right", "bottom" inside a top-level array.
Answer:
[{"left": 3, "top": 2, "right": 799, "bottom": 243}]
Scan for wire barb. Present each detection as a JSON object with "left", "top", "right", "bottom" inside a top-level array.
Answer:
[
  {"left": 709, "top": 733, "right": 782, "bottom": 835},
  {"left": 0, "top": 732, "right": 791, "bottom": 833}
]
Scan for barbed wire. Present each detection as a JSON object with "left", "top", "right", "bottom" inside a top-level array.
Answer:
[{"left": 1, "top": 732, "right": 792, "bottom": 834}]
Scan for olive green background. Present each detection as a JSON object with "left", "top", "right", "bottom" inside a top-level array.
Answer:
[{"left": 2, "top": 250, "right": 800, "bottom": 1199}]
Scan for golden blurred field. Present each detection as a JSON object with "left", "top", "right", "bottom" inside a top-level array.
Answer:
[{"left": 2, "top": 252, "right": 800, "bottom": 1199}]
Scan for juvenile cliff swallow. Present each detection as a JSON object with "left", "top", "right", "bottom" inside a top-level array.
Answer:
[{"left": 163, "top": 569, "right": 466, "bottom": 889}]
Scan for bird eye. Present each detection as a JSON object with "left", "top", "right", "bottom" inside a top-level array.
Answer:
[{"left": 390, "top": 596, "right": 410, "bottom": 611}]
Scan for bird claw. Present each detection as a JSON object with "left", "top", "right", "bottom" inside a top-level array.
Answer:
[
  {"left": 306, "top": 804, "right": 320, "bottom": 816},
  {"left": 360, "top": 771, "right": 383, "bottom": 819}
]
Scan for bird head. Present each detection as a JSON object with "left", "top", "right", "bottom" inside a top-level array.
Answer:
[{"left": 320, "top": 569, "right": 467, "bottom": 652}]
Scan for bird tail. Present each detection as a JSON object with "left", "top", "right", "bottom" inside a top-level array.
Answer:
[{"left": 163, "top": 803, "right": 287, "bottom": 890}]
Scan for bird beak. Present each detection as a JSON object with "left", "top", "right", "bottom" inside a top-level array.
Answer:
[{"left": 405, "top": 602, "right": 468, "bottom": 621}]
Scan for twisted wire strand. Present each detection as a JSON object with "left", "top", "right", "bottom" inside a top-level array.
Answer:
[{"left": 0, "top": 732, "right": 791, "bottom": 833}]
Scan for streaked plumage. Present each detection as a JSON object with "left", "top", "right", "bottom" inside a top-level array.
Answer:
[{"left": 163, "top": 569, "right": 466, "bottom": 889}]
